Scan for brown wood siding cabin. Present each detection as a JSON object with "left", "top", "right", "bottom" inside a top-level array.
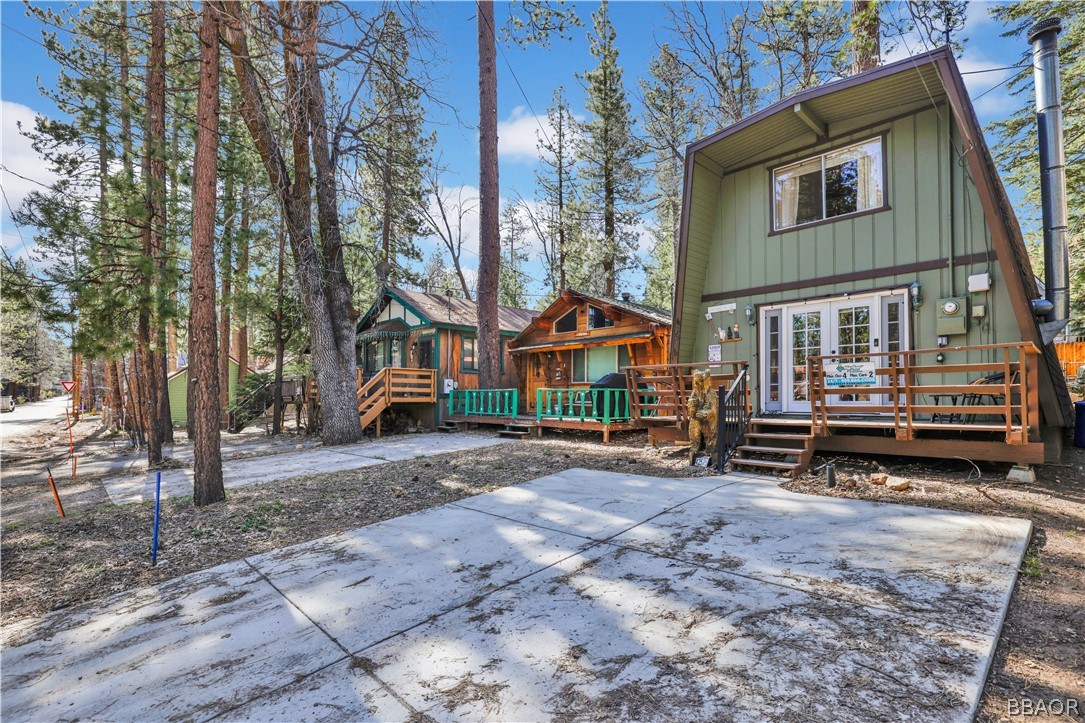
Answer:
[
  {"left": 508, "top": 289, "right": 671, "bottom": 411},
  {"left": 644, "top": 46, "right": 1072, "bottom": 474}
]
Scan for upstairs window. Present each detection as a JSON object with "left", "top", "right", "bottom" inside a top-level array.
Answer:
[
  {"left": 554, "top": 308, "right": 577, "bottom": 334},
  {"left": 588, "top": 305, "right": 614, "bottom": 330},
  {"left": 773, "top": 137, "right": 884, "bottom": 231}
]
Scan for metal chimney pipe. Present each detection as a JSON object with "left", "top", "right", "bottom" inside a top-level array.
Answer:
[{"left": 1028, "top": 17, "right": 1070, "bottom": 324}]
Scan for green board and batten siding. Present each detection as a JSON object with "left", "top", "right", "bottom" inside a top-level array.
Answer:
[
  {"left": 680, "top": 105, "right": 1018, "bottom": 383},
  {"left": 166, "top": 358, "right": 242, "bottom": 427}
]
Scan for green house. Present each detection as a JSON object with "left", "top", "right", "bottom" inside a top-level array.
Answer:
[
  {"left": 668, "top": 46, "right": 1071, "bottom": 469},
  {"left": 166, "top": 356, "right": 247, "bottom": 427}
]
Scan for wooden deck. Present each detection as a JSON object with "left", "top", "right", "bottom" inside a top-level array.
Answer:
[{"left": 445, "top": 414, "right": 637, "bottom": 443}]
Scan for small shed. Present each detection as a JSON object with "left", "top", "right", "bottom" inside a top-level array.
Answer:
[{"left": 166, "top": 356, "right": 248, "bottom": 427}]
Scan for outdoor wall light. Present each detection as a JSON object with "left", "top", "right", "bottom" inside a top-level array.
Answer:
[
  {"left": 745, "top": 304, "right": 756, "bottom": 326},
  {"left": 910, "top": 281, "right": 923, "bottom": 308}
]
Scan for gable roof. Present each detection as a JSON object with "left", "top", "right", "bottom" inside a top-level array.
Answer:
[
  {"left": 509, "top": 288, "right": 671, "bottom": 350},
  {"left": 672, "top": 46, "right": 1071, "bottom": 427},
  {"left": 168, "top": 355, "right": 252, "bottom": 381},
  {"left": 357, "top": 286, "right": 537, "bottom": 335}
]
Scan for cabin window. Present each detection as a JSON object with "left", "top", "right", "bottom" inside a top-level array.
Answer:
[
  {"left": 772, "top": 137, "right": 884, "bottom": 231},
  {"left": 618, "top": 346, "right": 632, "bottom": 369},
  {"left": 588, "top": 305, "right": 614, "bottom": 330},
  {"left": 554, "top": 308, "right": 577, "bottom": 334},
  {"left": 572, "top": 348, "right": 586, "bottom": 382},
  {"left": 461, "top": 335, "right": 477, "bottom": 372}
]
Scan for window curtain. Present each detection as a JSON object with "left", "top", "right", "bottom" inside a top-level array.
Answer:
[
  {"left": 856, "top": 143, "right": 882, "bottom": 210},
  {"left": 774, "top": 157, "right": 820, "bottom": 229}
]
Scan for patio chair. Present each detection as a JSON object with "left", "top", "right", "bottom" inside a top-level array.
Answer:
[{"left": 961, "top": 370, "right": 1020, "bottom": 424}]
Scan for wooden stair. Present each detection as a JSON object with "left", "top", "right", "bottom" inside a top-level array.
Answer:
[
  {"left": 498, "top": 423, "right": 533, "bottom": 439},
  {"left": 729, "top": 419, "right": 815, "bottom": 478},
  {"left": 436, "top": 421, "right": 465, "bottom": 433},
  {"left": 358, "top": 370, "right": 390, "bottom": 435}
]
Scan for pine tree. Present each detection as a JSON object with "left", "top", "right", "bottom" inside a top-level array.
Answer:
[
  {"left": 988, "top": 2, "right": 1084, "bottom": 328},
  {"left": 533, "top": 87, "right": 578, "bottom": 293},
  {"left": 640, "top": 43, "right": 699, "bottom": 309},
  {"left": 578, "top": 0, "right": 645, "bottom": 298},
  {"left": 190, "top": 0, "right": 224, "bottom": 505},
  {"left": 754, "top": 2, "right": 846, "bottom": 99},
  {"left": 498, "top": 203, "right": 530, "bottom": 308},
  {"left": 355, "top": 9, "right": 434, "bottom": 288}
]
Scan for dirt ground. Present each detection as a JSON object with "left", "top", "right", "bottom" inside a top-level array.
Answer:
[
  {"left": 2, "top": 420, "right": 1082, "bottom": 720},
  {"left": 782, "top": 449, "right": 1085, "bottom": 723}
]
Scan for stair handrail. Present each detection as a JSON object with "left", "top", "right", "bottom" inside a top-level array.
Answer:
[
  {"left": 358, "top": 368, "right": 388, "bottom": 412},
  {"left": 716, "top": 364, "right": 751, "bottom": 472}
]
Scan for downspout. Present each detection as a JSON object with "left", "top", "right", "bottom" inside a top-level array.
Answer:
[{"left": 1027, "top": 18, "right": 1071, "bottom": 341}]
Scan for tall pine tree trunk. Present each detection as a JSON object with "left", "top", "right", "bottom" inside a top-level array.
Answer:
[
  {"left": 219, "top": 0, "right": 362, "bottom": 445},
  {"left": 237, "top": 187, "right": 250, "bottom": 383},
  {"left": 191, "top": 0, "right": 224, "bottom": 506},
  {"left": 272, "top": 219, "right": 286, "bottom": 435},
  {"left": 850, "top": 0, "right": 881, "bottom": 74},
  {"left": 219, "top": 171, "right": 235, "bottom": 411},
  {"left": 138, "top": 1, "right": 167, "bottom": 465},
  {"left": 476, "top": 0, "right": 501, "bottom": 389}
]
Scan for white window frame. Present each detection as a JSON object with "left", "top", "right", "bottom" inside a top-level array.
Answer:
[{"left": 771, "top": 136, "right": 885, "bottom": 232}]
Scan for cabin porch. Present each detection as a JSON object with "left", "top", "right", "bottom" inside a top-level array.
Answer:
[
  {"left": 444, "top": 387, "right": 637, "bottom": 442},
  {"left": 629, "top": 342, "right": 1051, "bottom": 476}
]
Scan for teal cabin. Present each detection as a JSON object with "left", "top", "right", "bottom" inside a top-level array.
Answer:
[{"left": 657, "top": 46, "right": 1071, "bottom": 473}]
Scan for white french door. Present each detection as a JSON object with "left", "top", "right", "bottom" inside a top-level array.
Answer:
[
  {"left": 762, "top": 290, "right": 909, "bottom": 414},
  {"left": 786, "top": 304, "right": 828, "bottom": 414}
]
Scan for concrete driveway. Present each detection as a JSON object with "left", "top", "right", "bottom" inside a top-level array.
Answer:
[{"left": 1, "top": 469, "right": 1031, "bottom": 722}]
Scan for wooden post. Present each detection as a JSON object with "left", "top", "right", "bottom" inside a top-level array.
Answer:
[
  {"left": 1003, "top": 346, "right": 1014, "bottom": 444},
  {"left": 900, "top": 352, "right": 914, "bottom": 440}
]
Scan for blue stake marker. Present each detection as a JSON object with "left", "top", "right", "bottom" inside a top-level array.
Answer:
[{"left": 151, "top": 471, "right": 162, "bottom": 566}]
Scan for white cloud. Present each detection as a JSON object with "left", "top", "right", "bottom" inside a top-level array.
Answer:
[
  {"left": 0, "top": 101, "right": 60, "bottom": 210},
  {"left": 1, "top": 101, "right": 62, "bottom": 259},
  {"left": 497, "top": 106, "right": 547, "bottom": 163}
]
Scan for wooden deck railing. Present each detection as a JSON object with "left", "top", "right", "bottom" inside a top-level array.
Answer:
[
  {"left": 807, "top": 342, "right": 1040, "bottom": 445},
  {"left": 448, "top": 388, "right": 519, "bottom": 418},
  {"left": 625, "top": 361, "right": 748, "bottom": 425},
  {"left": 356, "top": 367, "right": 437, "bottom": 403},
  {"left": 536, "top": 388, "right": 630, "bottom": 424}
]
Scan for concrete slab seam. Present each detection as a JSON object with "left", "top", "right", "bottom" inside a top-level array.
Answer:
[
  {"left": 963, "top": 519, "right": 1033, "bottom": 722},
  {"left": 198, "top": 560, "right": 424, "bottom": 721}
]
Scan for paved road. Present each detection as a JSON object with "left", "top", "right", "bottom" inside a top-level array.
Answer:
[{"left": 0, "top": 395, "right": 71, "bottom": 447}]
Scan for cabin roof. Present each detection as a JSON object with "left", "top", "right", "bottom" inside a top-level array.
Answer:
[
  {"left": 673, "top": 45, "right": 1072, "bottom": 426},
  {"left": 508, "top": 288, "right": 671, "bottom": 351},
  {"left": 538, "top": 289, "right": 672, "bottom": 326},
  {"left": 357, "top": 287, "right": 537, "bottom": 335}
]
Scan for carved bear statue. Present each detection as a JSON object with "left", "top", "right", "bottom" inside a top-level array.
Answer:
[{"left": 686, "top": 369, "right": 718, "bottom": 467}]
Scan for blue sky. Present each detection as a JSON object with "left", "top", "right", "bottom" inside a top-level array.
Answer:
[{"left": 1, "top": 1, "right": 1036, "bottom": 305}]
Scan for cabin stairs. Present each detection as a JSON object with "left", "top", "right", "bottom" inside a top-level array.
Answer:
[
  {"left": 436, "top": 420, "right": 467, "bottom": 433},
  {"left": 729, "top": 418, "right": 815, "bottom": 478},
  {"left": 497, "top": 423, "right": 533, "bottom": 439}
]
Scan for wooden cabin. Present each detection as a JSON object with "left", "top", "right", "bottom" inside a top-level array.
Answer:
[
  {"left": 631, "top": 47, "right": 1072, "bottom": 475},
  {"left": 166, "top": 356, "right": 250, "bottom": 427},
  {"left": 443, "top": 289, "right": 671, "bottom": 441},
  {"left": 355, "top": 286, "right": 536, "bottom": 429},
  {"left": 509, "top": 289, "right": 671, "bottom": 410}
]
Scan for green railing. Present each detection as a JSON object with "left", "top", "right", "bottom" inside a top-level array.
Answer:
[
  {"left": 447, "top": 388, "right": 519, "bottom": 418},
  {"left": 536, "top": 388, "right": 630, "bottom": 424}
]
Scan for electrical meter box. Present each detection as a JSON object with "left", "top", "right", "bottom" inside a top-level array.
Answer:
[{"left": 936, "top": 297, "right": 969, "bottom": 335}]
